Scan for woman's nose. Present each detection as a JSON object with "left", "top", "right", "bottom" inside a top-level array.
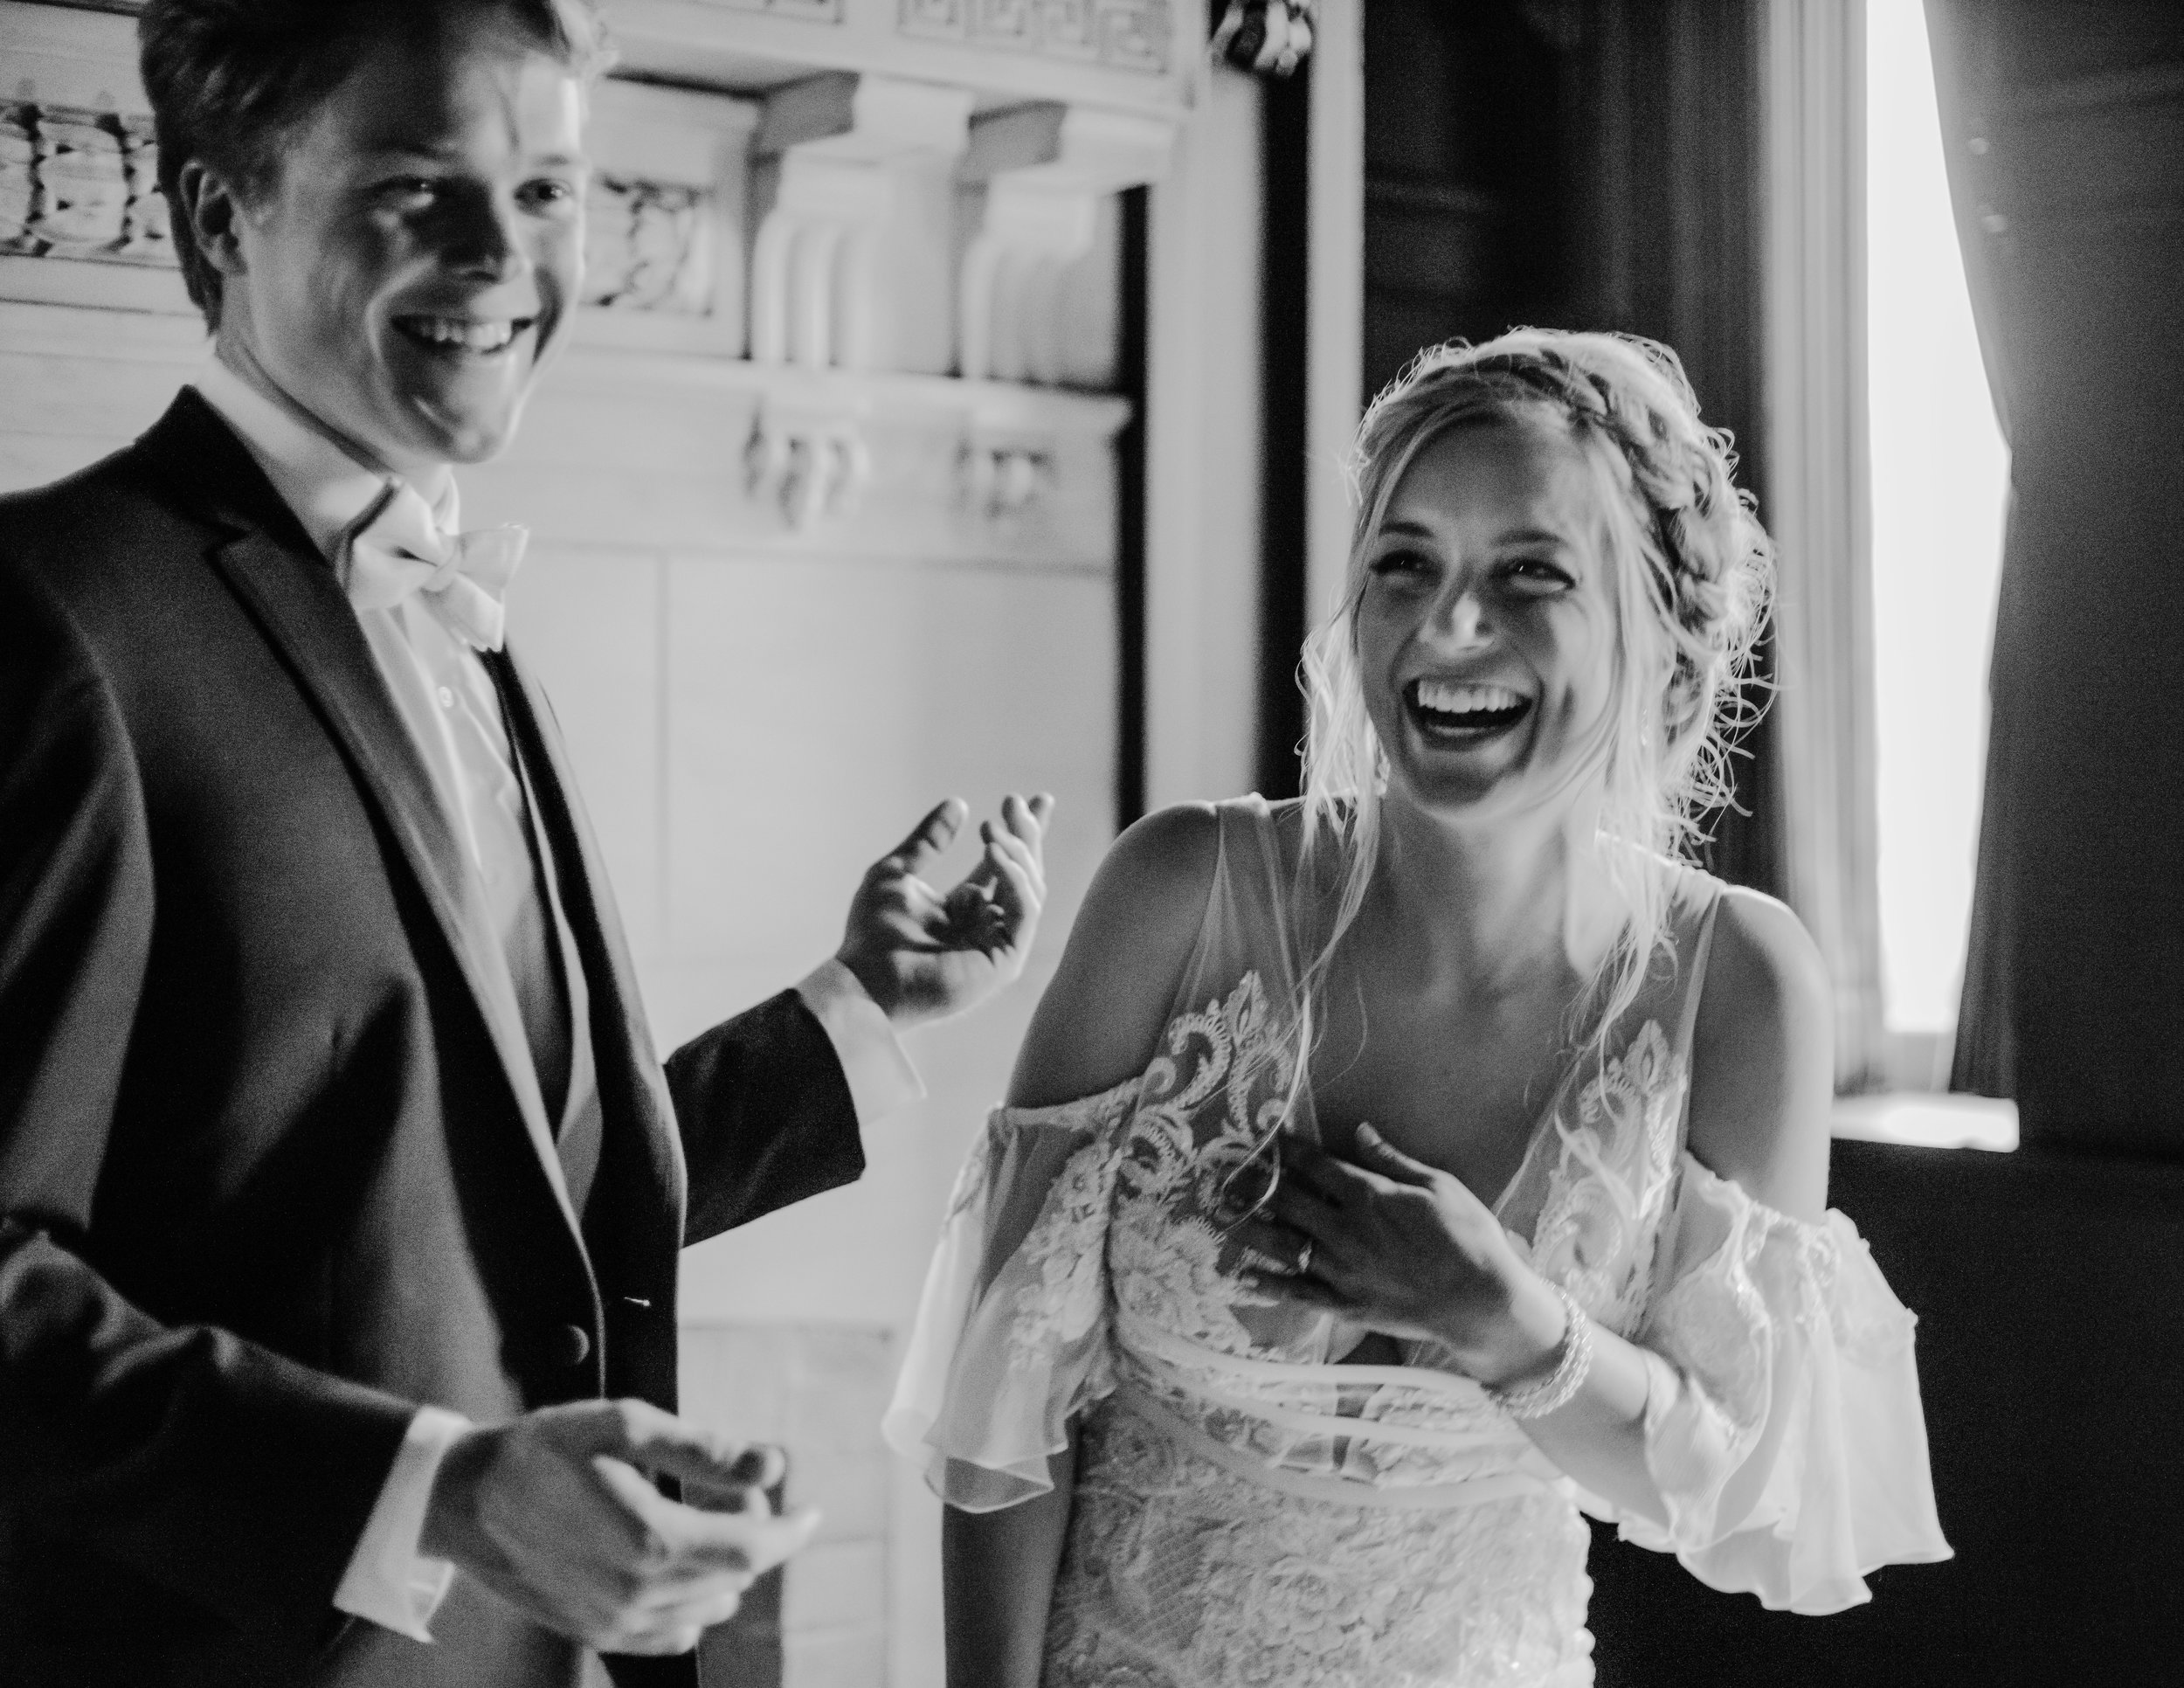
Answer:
[{"left": 1428, "top": 583, "right": 1493, "bottom": 647}]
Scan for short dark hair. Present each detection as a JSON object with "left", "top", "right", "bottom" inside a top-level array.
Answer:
[{"left": 139, "top": 0, "right": 611, "bottom": 328}]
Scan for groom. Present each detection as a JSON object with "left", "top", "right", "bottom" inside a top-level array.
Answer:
[{"left": 0, "top": 2, "right": 1052, "bottom": 1685}]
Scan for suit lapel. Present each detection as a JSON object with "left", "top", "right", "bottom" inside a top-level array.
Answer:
[
  {"left": 140, "top": 393, "right": 591, "bottom": 1256},
  {"left": 493, "top": 650, "right": 688, "bottom": 1233}
]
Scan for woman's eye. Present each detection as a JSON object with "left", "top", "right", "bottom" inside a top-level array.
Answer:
[
  {"left": 1500, "top": 558, "right": 1572, "bottom": 592},
  {"left": 1368, "top": 549, "right": 1432, "bottom": 580}
]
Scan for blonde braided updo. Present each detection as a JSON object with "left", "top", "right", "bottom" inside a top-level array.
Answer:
[{"left": 1296, "top": 328, "right": 1775, "bottom": 1047}]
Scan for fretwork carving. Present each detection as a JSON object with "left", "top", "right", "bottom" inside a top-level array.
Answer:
[
  {"left": 898, "top": 0, "right": 1173, "bottom": 74},
  {"left": 582, "top": 176, "right": 714, "bottom": 314},
  {"left": 0, "top": 102, "right": 172, "bottom": 266}
]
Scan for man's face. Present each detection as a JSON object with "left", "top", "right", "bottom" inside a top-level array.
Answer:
[{"left": 217, "top": 8, "right": 587, "bottom": 476}]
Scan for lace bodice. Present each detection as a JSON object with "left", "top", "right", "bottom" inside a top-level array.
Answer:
[{"left": 887, "top": 799, "right": 1949, "bottom": 1686}]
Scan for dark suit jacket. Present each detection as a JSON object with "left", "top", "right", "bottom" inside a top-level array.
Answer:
[{"left": 0, "top": 391, "right": 867, "bottom": 1688}]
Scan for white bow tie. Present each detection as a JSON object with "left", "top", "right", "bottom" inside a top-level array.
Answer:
[{"left": 344, "top": 481, "right": 528, "bottom": 653}]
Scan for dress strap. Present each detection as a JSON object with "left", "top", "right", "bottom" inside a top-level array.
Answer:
[
  {"left": 1171, "top": 797, "right": 1307, "bottom": 1018},
  {"left": 1672, "top": 879, "right": 1725, "bottom": 1061},
  {"left": 1669, "top": 878, "right": 1725, "bottom": 1160}
]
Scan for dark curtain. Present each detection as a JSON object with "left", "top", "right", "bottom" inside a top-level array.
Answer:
[
  {"left": 1561, "top": 0, "right": 1781, "bottom": 900},
  {"left": 1341, "top": 0, "right": 1784, "bottom": 895},
  {"left": 1932, "top": 2, "right": 2184, "bottom": 1153}
]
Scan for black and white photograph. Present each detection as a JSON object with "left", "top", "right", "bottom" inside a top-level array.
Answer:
[{"left": 1, "top": 1, "right": 2177, "bottom": 1684}]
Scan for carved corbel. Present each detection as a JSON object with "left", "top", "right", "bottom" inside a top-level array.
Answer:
[
  {"left": 957, "top": 102, "right": 1174, "bottom": 386},
  {"left": 748, "top": 73, "right": 971, "bottom": 374},
  {"left": 957, "top": 437, "right": 1051, "bottom": 520},
  {"left": 743, "top": 406, "right": 872, "bottom": 531},
  {"left": 577, "top": 81, "right": 757, "bottom": 353},
  {"left": 0, "top": 102, "right": 173, "bottom": 266}
]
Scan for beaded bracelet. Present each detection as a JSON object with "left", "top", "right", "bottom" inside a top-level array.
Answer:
[{"left": 1488, "top": 1285, "right": 1594, "bottom": 1421}]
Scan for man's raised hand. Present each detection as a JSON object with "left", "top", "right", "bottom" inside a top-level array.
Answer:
[
  {"left": 835, "top": 793, "right": 1054, "bottom": 1028},
  {"left": 421, "top": 1399, "right": 821, "bottom": 1657}
]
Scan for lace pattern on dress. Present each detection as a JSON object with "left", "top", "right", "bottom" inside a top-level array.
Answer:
[{"left": 1010, "top": 1128, "right": 1131, "bottom": 1375}]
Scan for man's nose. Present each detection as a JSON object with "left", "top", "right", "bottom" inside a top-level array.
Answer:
[{"left": 443, "top": 190, "right": 529, "bottom": 280}]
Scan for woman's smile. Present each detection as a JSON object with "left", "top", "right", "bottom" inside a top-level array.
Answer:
[{"left": 1403, "top": 676, "right": 1537, "bottom": 744}]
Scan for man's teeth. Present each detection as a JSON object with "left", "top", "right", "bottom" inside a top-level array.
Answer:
[
  {"left": 402, "top": 317, "right": 522, "bottom": 352},
  {"left": 1413, "top": 681, "right": 1527, "bottom": 716}
]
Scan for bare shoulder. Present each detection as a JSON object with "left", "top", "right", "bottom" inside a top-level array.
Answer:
[
  {"left": 1006, "top": 803, "right": 1226, "bottom": 1109},
  {"left": 1684, "top": 884, "right": 1834, "bottom": 1221}
]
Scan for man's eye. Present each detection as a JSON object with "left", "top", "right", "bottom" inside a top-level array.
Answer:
[
  {"left": 381, "top": 177, "right": 439, "bottom": 204},
  {"left": 522, "top": 179, "right": 578, "bottom": 210}
]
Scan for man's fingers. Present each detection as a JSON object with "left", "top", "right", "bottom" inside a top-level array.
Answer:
[
  {"left": 595, "top": 1457, "right": 822, "bottom": 1578},
  {"left": 885, "top": 798, "right": 967, "bottom": 875},
  {"left": 989, "top": 817, "right": 1046, "bottom": 891},
  {"left": 999, "top": 791, "right": 1054, "bottom": 848},
  {"left": 625, "top": 1435, "right": 784, "bottom": 1504},
  {"left": 978, "top": 828, "right": 1043, "bottom": 917},
  {"left": 601, "top": 1401, "right": 780, "bottom": 1492}
]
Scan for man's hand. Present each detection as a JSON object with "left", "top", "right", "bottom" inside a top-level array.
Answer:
[
  {"left": 420, "top": 1400, "right": 821, "bottom": 1657},
  {"left": 836, "top": 793, "right": 1054, "bottom": 1029}
]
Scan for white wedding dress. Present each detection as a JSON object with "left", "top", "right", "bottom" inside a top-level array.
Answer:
[{"left": 888, "top": 799, "right": 1949, "bottom": 1687}]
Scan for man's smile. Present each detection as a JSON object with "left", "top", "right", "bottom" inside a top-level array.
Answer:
[{"left": 391, "top": 314, "right": 536, "bottom": 356}]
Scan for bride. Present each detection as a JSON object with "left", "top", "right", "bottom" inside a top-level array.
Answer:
[{"left": 886, "top": 329, "right": 1949, "bottom": 1686}]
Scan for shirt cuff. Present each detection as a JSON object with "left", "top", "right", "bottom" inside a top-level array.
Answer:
[
  {"left": 333, "top": 1406, "right": 470, "bottom": 1643},
  {"left": 797, "top": 957, "right": 927, "bottom": 1125}
]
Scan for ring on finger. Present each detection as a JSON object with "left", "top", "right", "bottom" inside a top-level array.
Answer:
[{"left": 1294, "top": 1238, "right": 1315, "bottom": 1277}]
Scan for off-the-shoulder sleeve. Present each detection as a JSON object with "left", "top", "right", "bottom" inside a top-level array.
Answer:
[
  {"left": 1586, "top": 1153, "right": 1952, "bottom": 1614},
  {"left": 883, "top": 1079, "right": 1140, "bottom": 1512}
]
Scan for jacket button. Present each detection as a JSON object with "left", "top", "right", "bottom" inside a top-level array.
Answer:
[{"left": 550, "top": 1323, "right": 592, "bottom": 1367}]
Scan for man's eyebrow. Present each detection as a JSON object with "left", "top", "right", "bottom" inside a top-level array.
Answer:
[{"left": 349, "top": 140, "right": 587, "bottom": 166}]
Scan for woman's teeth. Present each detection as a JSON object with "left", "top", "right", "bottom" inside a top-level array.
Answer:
[
  {"left": 397, "top": 316, "right": 524, "bottom": 353},
  {"left": 1408, "top": 679, "right": 1532, "bottom": 732}
]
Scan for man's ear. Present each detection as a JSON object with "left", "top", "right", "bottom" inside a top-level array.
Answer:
[{"left": 173, "top": 158, "right": 250, "bottom": 280}]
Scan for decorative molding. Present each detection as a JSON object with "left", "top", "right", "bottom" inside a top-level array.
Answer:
[
  {"left": 897, "top": 0, "right": 1174, "bottom": 76},
  {"left": 957, "top": 429, "right": 1052, "bottom": 518},
  {"left": 583, "top": 177, "right": 712, "bottom": 313},
  {"left": 695, "top": 0, "right": 845, "bottom": 19},
  {"left": 748, "top": 73, "right": 971, "bottom": 374},
  {"left": 574, "top": 80, "right": 757, "bottom": 355},
  {"left": 957, "top": 100, "right": 1171, "bottom": 384},
  {"left": 0, "top": 101, "right": 173, "bottom": 266},
  {"left": 743, "top": 404, "right": 873, "bottom": 529}
]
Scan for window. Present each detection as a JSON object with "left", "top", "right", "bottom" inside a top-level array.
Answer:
[{"left": 1865, "top": 0, "right": 2009, "bottom": 1080}]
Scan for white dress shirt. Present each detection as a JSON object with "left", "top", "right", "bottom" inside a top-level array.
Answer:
[{"left": 192, "top": 360, "right": 923, "bottom": 1642}]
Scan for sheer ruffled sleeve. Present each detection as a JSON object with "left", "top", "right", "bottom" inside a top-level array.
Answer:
[
  {"left": 883, "top": 1079, "right": 1140, "bottom": 1512},
  {"left": 1589, "top": 1153, "right": 1952, "bottom": 1614}
]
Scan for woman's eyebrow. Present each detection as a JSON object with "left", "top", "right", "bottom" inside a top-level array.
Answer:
[
  {"left": 1496, "top": 526, "right": 1574, "bottom": 549},
  {"left": 1376, "top": 518, "right": 1436, "bottom": 539}
]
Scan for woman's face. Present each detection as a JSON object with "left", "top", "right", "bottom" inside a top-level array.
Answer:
[{"left": 1355, "top": 412, "right": 1621, "bottom": 824}]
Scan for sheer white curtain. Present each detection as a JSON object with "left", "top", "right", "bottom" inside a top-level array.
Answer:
[{"left": 1763, "top": 0, "right": 1886, "bottom": 1093}]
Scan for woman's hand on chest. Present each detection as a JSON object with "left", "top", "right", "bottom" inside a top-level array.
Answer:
[{"left": 1231, "top": 1125, "right": 1565, "bottom": 1387}]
